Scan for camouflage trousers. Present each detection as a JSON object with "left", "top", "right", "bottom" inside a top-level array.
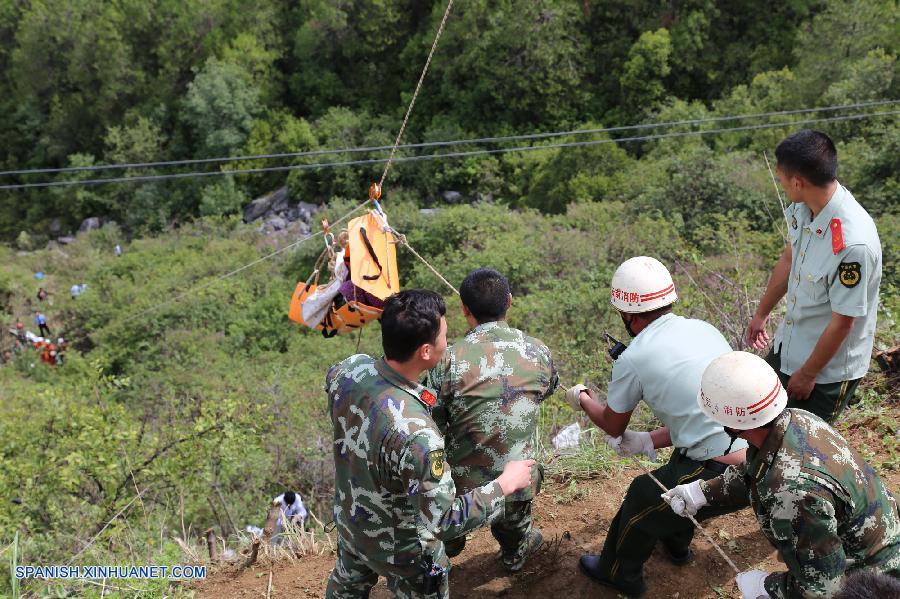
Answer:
[
  {"left": 325, "top": 540, "right": 449, "bottom": 599},
  {"left": 766, "top": 349, "right": 861, "bottom": 423},
  {"left": 444, "top": 499, "right": 533, "bottom": 558}
]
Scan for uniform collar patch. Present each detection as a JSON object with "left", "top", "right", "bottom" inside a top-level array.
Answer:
[
  {"left": 375, "top": 358, "right": 433, "bottom": 406},
  {"left": 420, "top": 389, "right": 437, "bottom": 407},
  {"left": 809, "top": 184, "right": 844, "bottom": 239}
]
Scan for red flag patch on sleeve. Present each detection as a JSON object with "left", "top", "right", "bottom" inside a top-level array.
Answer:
[{"left": 830, "top": 218, "right": 845, "bottom": 254}]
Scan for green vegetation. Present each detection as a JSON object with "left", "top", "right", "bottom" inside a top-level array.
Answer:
[
  {"left": 0, "top": 0, "right": 897, "bottom": 596},
  {"left": 0, "top": 0, "right": 896, "bottom": 237}
]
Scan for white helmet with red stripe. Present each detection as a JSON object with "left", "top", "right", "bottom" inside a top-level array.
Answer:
[
  {"left": 610, "top": 256, "right": 678, "bottom": 313},
  {"left": 697, "top": 351, "right": 787, "bottom": 430}
]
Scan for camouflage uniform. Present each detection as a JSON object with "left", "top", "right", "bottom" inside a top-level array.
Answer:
[
  {"left": 325, "top": 354, "right": 507, "bottom": 599},
  {"left": 702, "top": 409, "right": 900, "bottom": 598},
  {"left": 427, "top": 321, "right": 558, "bottom": 559}
]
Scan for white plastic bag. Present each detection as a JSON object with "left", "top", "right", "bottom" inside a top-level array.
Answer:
[
  {"left": 552, "top": 422, "right": 582, "bottom": 450},
  {"left": 301, "top": 258, "right": 347, "bottom": 328}
]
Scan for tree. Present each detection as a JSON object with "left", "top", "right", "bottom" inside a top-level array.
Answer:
[
  {"left": 181, "top": 58, "right": 263, "bottom": 158},
  {"left": 199, "top": 176, "right": 248, "bottom": 217},
  {"left": 619, "top": 29, "right": 672, "bottom": 112},
  {"left": 413, "top": 0, "right": 591, "bottom": 130},
  {"left": 792, "top": 0, "right": 898, "bottom": 103}
]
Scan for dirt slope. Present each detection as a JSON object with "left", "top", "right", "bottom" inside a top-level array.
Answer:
[
  {"left": 195, "top": 467, "right": 787, "bottom": 599},
  {"left": 194, "top": 420, "right": 900, "bottom": 599}
]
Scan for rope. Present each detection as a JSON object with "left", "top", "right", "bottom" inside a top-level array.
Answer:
[
  {"left": 629, "top": 456, "right": 741, "bottom": 575},
  {"left": 763, "top": 150, "right": 791, "bottom": 238},
  {"left": 119, "top": 198, "right": 371, "bottom": 325},
  {"left": 378, "top": 0, "right": 454, "bottom": 189},
  {"left": 2, "top": 99, "right": 896, "bottom": 178},
  {"left": 3, "top": 109, "right": 897, "bottom": 190},
  {"left": 391, "top": 230, "right": 459, "bottom": 296}
]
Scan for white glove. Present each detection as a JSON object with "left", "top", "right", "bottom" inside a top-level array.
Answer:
[
  {"left": 609, "top": 430, "right": 657, "bottom": 461},
  {"left": 604, "top": 434, "right": 622, "bottom": 453},
  {"left": 661, "top": 479, "right": 708, "bottom": 517},
  {"left": 565, "top": 384, "right": 588, "bottom": 411},
  {"left": 735, "top": 569, "right": 770, "bottom": 599}
]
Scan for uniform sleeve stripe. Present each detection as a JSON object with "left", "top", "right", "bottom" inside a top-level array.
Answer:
[{"left": 639, "top": 284, "right": 675, "bottom": 301}]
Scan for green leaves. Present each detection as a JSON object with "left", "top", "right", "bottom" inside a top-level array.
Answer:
[
  {"left": 182, "top": 58, "right": 263, "bottom": 159},
  {"left": 620, "top": 29, "right": 673, "bottom": 110}
]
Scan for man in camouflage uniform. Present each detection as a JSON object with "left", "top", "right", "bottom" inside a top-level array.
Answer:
[
  {"left": 325, "top": 289, "right": 536, "bottom": 599},
  {"left": 666, "top": 351, "right": 900, "bottom": 599},
  {"left": 428, "top": 268, "right": 559, "bottom": 571}
]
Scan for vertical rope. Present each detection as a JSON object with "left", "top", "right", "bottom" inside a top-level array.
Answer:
[
  {"left": 763, "top": 150, "right": 791, "bottom": 242},
  {"left": 378, "top": 0, "right": 455, "bottom": 189}
]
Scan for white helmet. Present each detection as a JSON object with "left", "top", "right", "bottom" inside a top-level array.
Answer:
[
  {"left": 610, "top": 256, "right": 677, "bottom": 313},
  {"left": 697, "top": 351, "right": 787, "bottom": 430}
]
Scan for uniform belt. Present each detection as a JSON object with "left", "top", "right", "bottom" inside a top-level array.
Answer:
[{"left": 676, "top": 448, "right": 730, "bottom": 475}]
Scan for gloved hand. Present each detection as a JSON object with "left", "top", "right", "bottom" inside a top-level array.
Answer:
[
  {"left": 735, "top": 569, "right": 770, "bottom": 599},
  {"left": 565, "top": 384, "right": 588, "bottom": 411},
  {"left": 661, "top": 479, "right": 708, "bottom": 517},
  {"left": 607, "top": 430, "right": 657, "bottom": 461}
]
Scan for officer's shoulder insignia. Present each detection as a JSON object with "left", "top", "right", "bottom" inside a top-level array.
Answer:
[
  {"left": 838, "top": 262, "right": 861, "bottom": 288},
  {"left": 830, "top": 218, "right": 845, "bottom": 254},
  {"left": 428, "top": 449, "right": 444, "bottom": 479}
]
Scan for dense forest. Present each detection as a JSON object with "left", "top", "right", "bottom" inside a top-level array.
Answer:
[
  {"left": 0, "top": 1, "right": 897, "bottom": 597},
  {"left": 0, "top": 0, "right": 897, "bottom": 240}
]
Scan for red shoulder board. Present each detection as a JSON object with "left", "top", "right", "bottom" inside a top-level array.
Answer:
[
  {"left": 830, "top": 218, "right": 845, "bottom": 254},
  {"left": 420, "top": 389, "right": 437, "bottom": 407}
]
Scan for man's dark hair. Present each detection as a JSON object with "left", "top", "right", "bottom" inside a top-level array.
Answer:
[
  {"left": 775, "top": 129, "right": 838, "bottom": 186},
  {"left": 834, "top": 569, "right": 900, "bottom": 599},
  {"left": 381, "top": 289, "right": 446, "bottom": 362},
  {"left": 459, "top": 268, "right": 511, "bottom": 324},
  {"left": 283, "top": 490, "right": 296, "bottom": 506}
]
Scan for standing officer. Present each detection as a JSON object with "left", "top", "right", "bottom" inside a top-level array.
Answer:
[
  {"left": 665, "top": 351, "right": 900, "bottom": 599},
  {"left": 570, "top": 257, "right": 748, "bottom": 597},
  {"left": 428, "top": 268, "right": 559, "bottom": 572},
  {"left": 748, "top": 130, "right": 882, "bottom": 422},
  {"left": 325, "top": 289, "right": 536, "bottom": 599}
]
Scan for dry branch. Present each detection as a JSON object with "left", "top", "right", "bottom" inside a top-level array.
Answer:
[
  {"left": 206, "top": 528, "right": 219, "bottom": 563},
  {"left": 242, "top": 537, "right": 261, "bottom": 570},
  {"left": 263, "top": 500, "right": 282, "bottom": 542}
]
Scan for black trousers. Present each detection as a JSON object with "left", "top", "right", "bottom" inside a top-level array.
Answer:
[
  {"left": 38, "top": 323, "right": 51, "bottom": 338},
  {"left": 596, "top": 450, "right": 747, "bottom": 588},
  {"left": 765, "top": 349, "right": 860, "bottom": 424}
]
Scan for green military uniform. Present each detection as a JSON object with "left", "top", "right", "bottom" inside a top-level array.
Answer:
[
  {"left": 427, "top": 321, "right": 558, "bottom": 563},
  {"left": 773, "top": 184, "right": 882, "bottom": 422},
  {"left": 325, "top": 354, "right": 507, "bottom": 599},
  {"left": 702, "top": 409, "right": 900, "bottom": 598},
  {"left": 587, "top": 314, "right": 749, "bottom": 595}
]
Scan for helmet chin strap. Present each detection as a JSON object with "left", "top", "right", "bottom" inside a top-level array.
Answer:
[
  {"left": 620, "top": 313, "right": 637, "bottom": 338},
  {"left": 723, "top": 427, "right": 740, "bottom": 454}
]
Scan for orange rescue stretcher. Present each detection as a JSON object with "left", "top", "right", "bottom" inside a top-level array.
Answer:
[{"left": 289, "top": 188, "right": 399, "bottom": 337}]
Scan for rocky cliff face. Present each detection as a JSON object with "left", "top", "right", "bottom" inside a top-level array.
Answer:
[{"left": 242, "top": 186, "right": 320, "bottom": 236}]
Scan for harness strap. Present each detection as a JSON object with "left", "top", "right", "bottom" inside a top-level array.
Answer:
[{"left": 359, "top": 227, "right": 384, "bottom": 281}]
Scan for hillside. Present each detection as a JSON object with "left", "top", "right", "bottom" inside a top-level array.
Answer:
[
  {"left": 194, "top": 425, "right": 900, "bottom": 599},
  {"left": 0, "top": 1, "right": 898, "bottom": 597}
]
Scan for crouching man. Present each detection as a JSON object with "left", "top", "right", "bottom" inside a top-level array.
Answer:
[
  {"left": 665, "top": 351, "right": 900, "bottom": 598},
  {"left": 571, "top": 257, "right": 748, "bottom": 597}
]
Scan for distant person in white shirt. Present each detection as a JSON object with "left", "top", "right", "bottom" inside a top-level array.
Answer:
[{"left": 273, "top": 490, "right": 307, "bottom": 537}]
